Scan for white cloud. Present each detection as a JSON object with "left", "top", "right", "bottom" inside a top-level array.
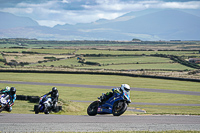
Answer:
[
  {"left": 62, "top": 0, "right": 69, "bottom": 4},
  {"left": 37, "top": 20, "right": 66, "bottom": 27},
  {"left": 157, "top": 1, "right": 200, "bottom": 9},
  {"left": 1, "top": 0, "right": 200, "bottom": 27}
]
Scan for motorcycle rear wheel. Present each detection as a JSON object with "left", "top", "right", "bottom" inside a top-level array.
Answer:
[
  {"left": 34, "top": 105, "right": 39, "bottom": 114},
  {"left": 87, "top": 101, "right": 99, "bottom": 116},
  {"left": 0, "top": 107, "right": 3, "bottom": 112},
  {"left": 112, "top": 101, "right": 127, "bottom": 116}
]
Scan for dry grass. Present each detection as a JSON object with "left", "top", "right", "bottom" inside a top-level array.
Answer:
[{"left": 3, "top": 53, "right": 74, "bottom": 63}]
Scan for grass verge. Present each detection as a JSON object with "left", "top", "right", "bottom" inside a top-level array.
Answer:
[{"left": 0, "top": 81, "right": 199, "bottom": 115}]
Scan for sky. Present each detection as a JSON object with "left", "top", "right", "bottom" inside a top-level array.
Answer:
[{"left": 0, "top": 0, "right": 200, "bottom": 27}]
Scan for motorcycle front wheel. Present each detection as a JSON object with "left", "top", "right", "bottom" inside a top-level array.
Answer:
[
  {"left": 87, "top": 101, "right": 99, "bottom": 116},
  {"left": 112, "top": 101, "right": 127, "bottom": 116}
]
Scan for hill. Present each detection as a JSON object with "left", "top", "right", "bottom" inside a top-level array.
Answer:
[
  {"left": 0, "top": 12, "right": 39, "bottom": 29},
  {"left": 0, "top": 9, "right": 200, "bottom": 41}
]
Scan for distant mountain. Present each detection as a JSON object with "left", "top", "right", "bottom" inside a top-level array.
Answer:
[
  {"left": 102, "top": 9, "right": 200, "bottom": 40},
  {"left": 0, "top": 9, "right": 200, "bottom": 41},
  {"left": 53, "top": 9, "right": 200, "bottom": 40},
  {"left": 0, "top": 12, "right": 39, "bottom": 29}
]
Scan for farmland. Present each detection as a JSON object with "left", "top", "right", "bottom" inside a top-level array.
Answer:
[
  {"left": 0, "top": 39, "right": 200, "bottom": 115},
  {"left": 0, "top": 39, "right": 200, "bottom": 79}
]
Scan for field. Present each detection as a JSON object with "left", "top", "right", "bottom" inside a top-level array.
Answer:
[
  {"left": 0, "top": 39, "right": 200, "bottom": 115},
  {"left": 0, "top": 72, "right": 199, "bottom": 115},
  {"left": 0, "top": 47, "right": 200, "bottom": 79}
]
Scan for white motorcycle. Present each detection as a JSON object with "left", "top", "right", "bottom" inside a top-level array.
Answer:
[
  {"left": 0, "top": 94, "right": 10, "bottom": 112},
  {"left": 35, "top": 95, "right": 53, "bottom": 114}
]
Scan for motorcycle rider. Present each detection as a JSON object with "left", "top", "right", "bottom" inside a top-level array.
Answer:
[
  {"left": 99, "top": 84, "right": 130, "bottom": 102},
  {"left": 0, "top": 86, "right": 16, "bottom": 112},
  {"left": 42, "top": 87, "right": 59, "bottom": 110}
]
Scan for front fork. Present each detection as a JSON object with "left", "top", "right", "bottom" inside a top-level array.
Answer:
[{"left": 115, "top": 100, "right": 126, "bottom": 109}]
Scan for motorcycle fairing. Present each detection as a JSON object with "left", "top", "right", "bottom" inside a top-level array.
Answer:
[
  {"left": 0, "top": 94, "right": 10, "bottom": 110},
  {"left": 97, "top": 93, "right": 124, "bottom": 114},
  {"left": 38, "top": 96, "right": 52, "bottom": 112}
]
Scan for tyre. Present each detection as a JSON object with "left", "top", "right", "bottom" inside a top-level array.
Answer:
[
  {"left": 53, "top": 106, "right": 62, "bottom": 112},
  {"left": 112, "top": 101, "right": 127, "bottom": 116},
  {"left": 0, "top": 107, "right": 4, "bottom": 112},
  {"left": 34, "top": 105, "right": 39, "bottom": 111},
  {"left": 87, "top": 101, "right": 99, "bottom": 116},
  {"left": 35, "top": 110, "right": 39, "bottom": 114},
  {"left": 53, "top": 106, "right": 60, "bottom": 112},
  {"left": 58, "top": 106, "right": 62, "bottom": 111},
  {"left": 45, "top": 111, "right": 49, "bottom": 114},
  {"left": 34, "top": 105, "right": 39, "bottom": 114}
]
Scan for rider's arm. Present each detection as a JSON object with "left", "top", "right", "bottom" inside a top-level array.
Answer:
[
  {"left": 42, "top": 91, "right": 51, "bottom": 97},
  {"left": 0, "top": 90, "right": 7, "bottom": 94},
  {"left": 9, "top": 94, "right": 16, "bottom": 107},
  {"left": 112, "top": 88, "right": 120, "bottom": 93}
]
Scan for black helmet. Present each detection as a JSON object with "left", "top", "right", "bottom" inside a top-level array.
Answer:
[
  {"left": 52, "top": 87, "right": 57, "bottom": 92},
  {"left": 10, "top": 87, "right": 16, "bottom": 95}
]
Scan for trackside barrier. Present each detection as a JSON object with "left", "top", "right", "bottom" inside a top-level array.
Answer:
[
  {"left": 1, "top": 69, "right": 200, "bottom": 82},
  {"left": 16, "top": 95, "right": 40, "bottom": 103},
  {"left": 16, "top": 95, "right": 62, "bottom": 113}
]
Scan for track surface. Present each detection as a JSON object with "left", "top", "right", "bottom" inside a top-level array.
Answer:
[
  {"left": 0, "top": 80, "right": 200, "bottom": 132},
  {"left": 1, "top": 80, "right": 200, "bottom": 96},
  {"left": 1, "top": 80, "right": 200, "bottom": 106},
  {"left": 0, "top": 113, "right": 200, "bottom": 132}
]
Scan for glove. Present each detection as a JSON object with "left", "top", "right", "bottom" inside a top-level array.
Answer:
[{"left": 114, "top": 88, "right": 120, "bottom": 93}]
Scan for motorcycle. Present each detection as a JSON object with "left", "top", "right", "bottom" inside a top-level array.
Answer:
[
  {"left": 0, "top": 94, "right": 10, "bottom": 112},
  {"left": 35, "top": 95, "right": 53, "bottom": 114},
  {"left": 87, "top": 87, "right": 131, "bottom": 116}
]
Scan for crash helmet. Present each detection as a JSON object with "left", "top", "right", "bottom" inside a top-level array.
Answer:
[
  {"left": 52, "top": 87, "right": 57, "bottom": 92},
  {"left": 121, "top": 84, "right": 130, "bottom": 92},
  {"left": 5, "top": 86, "right": 10, "bottom": 91},
  {"left": 10, "top": 87, "right": 16, "bottom": 95}
]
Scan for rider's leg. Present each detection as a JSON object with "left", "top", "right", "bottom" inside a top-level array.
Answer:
[
  {"left": 5, "top": 106, "right": 12, "bottom": 112},
  {"left": 53, "top": 101, "right": 57, "bottom": 109},
  {"left": 101, "top": 92, "right": 113, "bottom": 102}
]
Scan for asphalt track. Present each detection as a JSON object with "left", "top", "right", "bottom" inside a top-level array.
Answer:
[
  {"left": 0, "top": 80, "right": 200, "bottom": 132},
  {"left": 1, "top": 80, "right": 200, "bottom": 96},
  {"left": 0, "top": 113, "right": 200, "bottom": 132},
  {"left": 1, "top": 80, "right": 200, "bottom": 106}
]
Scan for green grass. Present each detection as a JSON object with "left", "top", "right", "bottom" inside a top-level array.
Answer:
[
  {"left": 0, "top": 48, "right": 199, "bottom": 73},
  {"left": 0, "top": 48, "right": 74, "bottom": 54},
  {"left": 0, "top": 48, "right": 199, "bottom": 57},
  {"left": 0, "top": 73, "right": 200, "bottom": 115},
  {"left": 77, "top": 63, "right": 193, "bottom": 70},
  {"left": 130, "top": 104, "right": 200, "bottom": 115},
  {"left": 29, "top": 57, "right": 80, "bottom": 67},
  {"left": 1, "top": 82, "right": 199, "bottom": 105},
  {"left": 76, "top": 49, "right": 199, "bottom": 56},
  {"left": 0, "top": 48, "right": 28, "bottom": 53},
  {"left": 0, "top": 72, "right": 200, "bottom": 92},
  {"left": 83, "top": 56, "right": 172, "bottom": 64},
  {"left": 29, "top": 48, "right": 76, "bottom": 54}
]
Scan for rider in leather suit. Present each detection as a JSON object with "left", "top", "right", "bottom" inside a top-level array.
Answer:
[
  {"left": 99, "top": 84, "right": 130, "bottom": 102},
  {"left": 0, "top": 86, "right": 16, "bottom": 112},
  {"left": 42, "top": 87, "right": 59, "bottom": 109}
]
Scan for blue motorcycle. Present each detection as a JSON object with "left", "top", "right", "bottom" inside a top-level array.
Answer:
[
  {"left": 87, "top": 87, "right": 131, "bottom": 116},
  {"left": 35, "top": 95, "right": 53, "bottom": 114}
]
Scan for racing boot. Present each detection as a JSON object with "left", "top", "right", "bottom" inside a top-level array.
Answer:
[{"left": 98, "top": 93, "right": 106, "bottom": 103}]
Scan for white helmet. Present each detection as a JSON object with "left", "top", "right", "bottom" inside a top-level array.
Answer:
[
  {"left": 121, "top": 84, "right": 130, "bottom": 91},
  {"left": 5, "top": 86, "right": 10, "bottom": 90}
]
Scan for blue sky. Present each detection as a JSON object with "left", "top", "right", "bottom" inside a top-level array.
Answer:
[{"left": 0, "top": 0, "right": 200, "bottom": 27}]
